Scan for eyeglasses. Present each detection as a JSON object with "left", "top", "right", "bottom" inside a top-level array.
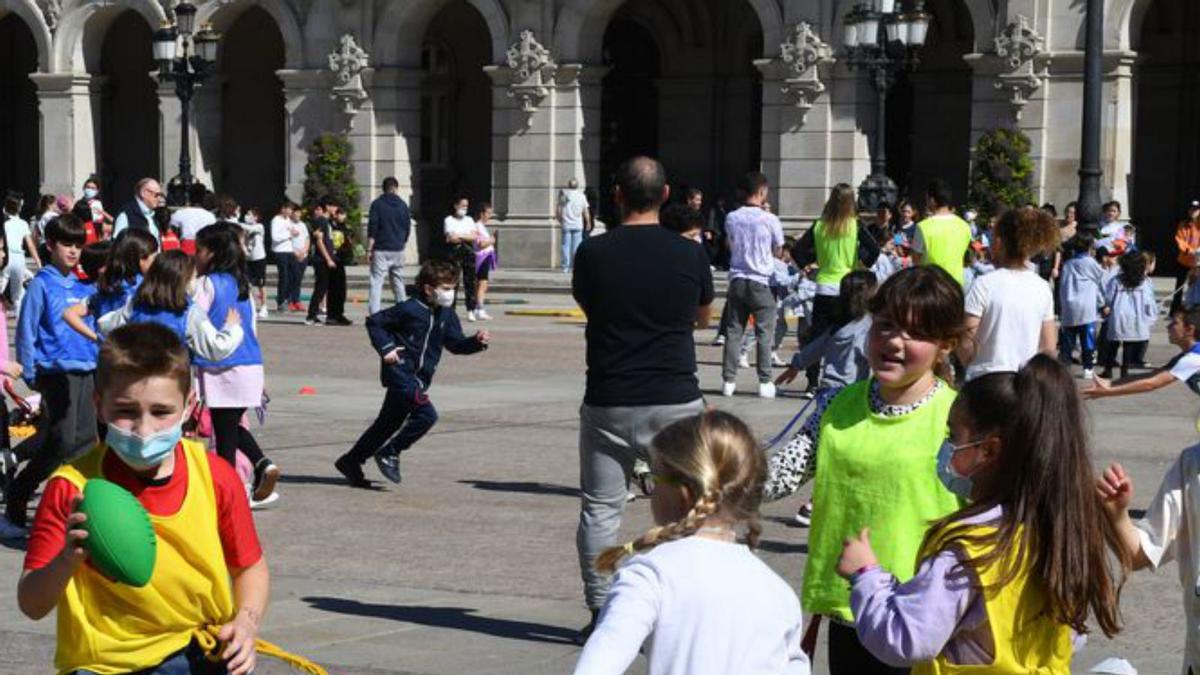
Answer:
[{"left": 944, "top": 437, "right": 989, "bottom": 453}]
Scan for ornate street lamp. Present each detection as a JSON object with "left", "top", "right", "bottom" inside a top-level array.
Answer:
[
  {"left": 1076, "top": 0, "right": 1103, "bottom": 235},
  {"left": 841, "top": 0, "right": 930, "bottom": 213},
  {"left": 153, "top": 2, "right": 221, "bottom": 206}
]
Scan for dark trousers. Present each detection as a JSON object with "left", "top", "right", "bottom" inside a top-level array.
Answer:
[
  {"left": 1100, "top": 339, "right": 1148, "bottom": 378},
  {"left": 290, "top": 258, "right": 306, "bottom": 304},
  {"left": 452, "top": 244, "right": 478, "bottom": 311},
  {"left": 1173, "top": 265, "right": 1190, "bottom": 315},
  {"left": 345, "top": 381, "right": 439, "bottom": 465},
  {"left": 6, "top": 372, "right": 97, "bottom": 524},
  {"left": 274, "top": 252, "right": 295, "bottom": 307},
  {"left": 801, "top": 294, "right": 839, "bottom": 388},
  {"left": 307, "top": 262, "right": 330, "bottom": 320},
  {"left": 1059, "top": 324, "right": 1098, "bottom": 369},
  {"left": 209, "top": 408, "right": 267, "bottom": 469},
  {"left": 327, "top": 263, "right": 347, "bottom": 320},
  {"left": 828, "top": 621, "right": 908, "bottom": 675}
]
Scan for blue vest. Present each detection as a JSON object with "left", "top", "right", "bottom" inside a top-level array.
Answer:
[
  {"left": 91, "top": 276, "right": 141, "bottom": 319},
  {"left": 193, "top": 273, "right": 261, "bottom": 369},
  {"left": 128, "top": 302, "right": 190, "bottom": 343}
]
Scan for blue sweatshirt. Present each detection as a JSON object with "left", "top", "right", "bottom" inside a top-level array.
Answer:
[
  {"left": 366, "top": 297, "right": 486, "bottom": 389},
  {"left": 18, "top": 266, "right": 99, "bottom": 383},
  {"left": 367, "top": 193, "right": 412, "bottom": 252}
]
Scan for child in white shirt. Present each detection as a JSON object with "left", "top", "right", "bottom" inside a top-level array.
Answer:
[{"left": 575, "top": 411, "right": 810, "bottom": 675}]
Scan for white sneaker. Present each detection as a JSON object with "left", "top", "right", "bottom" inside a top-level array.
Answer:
[
  {"left": 712, "top": 335, "right": 726, "bottom": 347},
  {"left": 257, "top": 306, "right": 269, "bottom": 319},
  {"left": 467, "top": 310, "right": 477, "bottom": 322},
  {"left": 0, "top": 515, "right": 28, "bottom": 540},
  {"left": 1082, "top": 368, "right": 1095, "bottom": 380},
  {"left": 759, "top": 382, "right": 777, "bottom": 399},
  {"left": 771, "top": 352, "right": 786, "bottom": 367},
  {"left": 794, "top": 502, "right": 813, "bottom": 527},
  {"left": 626, "top": 492, "right": 637, "bottom": 503},
  {"left": 476, "top": 309, "right": 492, "bottom": 321},
  {"left": 738, "top": 353, "right": 750, "bottom": 369},
  {"left": 721, "top": 381, "right": 737, "bottom": 397},
  {"left": 250, "top": 491, "right": 280, "bottom": 510}
]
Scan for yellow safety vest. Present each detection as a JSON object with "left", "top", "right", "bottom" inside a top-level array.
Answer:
[
  {"left": 917, "top": 214, "right": 973, "bottom": 286},
  {"left": 813, "top": 218, "right": 858, "bottom": 287},
  {"left": 912, "top": 525, "right": 1073, "bottom": 674},
  {"left": 51, "top": 439, "right": 235, "bottom": 674}
]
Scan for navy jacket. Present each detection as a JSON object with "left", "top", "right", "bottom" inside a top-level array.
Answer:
[
  {"left": 367, "top": 193, "right": 412, "bottom": 252},
  {"left": 366, "top": 297, "right": 486, "bottom": 389}
]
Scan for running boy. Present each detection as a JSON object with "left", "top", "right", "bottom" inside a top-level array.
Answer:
[
  {"left": 335, "top": 259, "right": 489, "bottom": 487},
  {"left": 2, "top": 215, "right": 98, "bottom": 535},
  {"left": 16, "top": 323, "right": 268, "bottom": 674}
]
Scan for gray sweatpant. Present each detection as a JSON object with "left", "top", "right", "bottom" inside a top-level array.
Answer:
[
  {"left": 368, "top": 250, "right": 407, "bottom": 315},
  {"left": 722, "top": 277, "right": 777, "bottom": 384},
  {"left": 576, "top": 399, "right": 704, "bottom": 609}
]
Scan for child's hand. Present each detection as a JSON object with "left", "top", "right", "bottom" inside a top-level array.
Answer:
[
  {"left": 382, "top": 348, "right": 404, "bottom": 364},
  {"left": 836, "top": 528, "right": 878, "bottom": 580},
  {"left": 1082, "top": 376, "right": 1110, "bottom": 399},
  {"left": 3, "top": 361, "right": 22, "bottom": 380},
  {"left": 1097, "top": 462, "right": 1134, "bottom": 521},
  {"left": 775, "top": 366, "right": 800, "bottom": 386},
  {"left": 476, "top": 331, "right": 490, "bottom": 345},
  {"left": 59, "top": 498, "right": 89, "bottom": 569},
  {"left": 218, "top": 607, "right": 260, "bottom": 675},
  {"left": 224, "top": 308, "right": 241, "bottom": 328}
]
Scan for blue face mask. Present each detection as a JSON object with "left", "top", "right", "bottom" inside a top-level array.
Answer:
[
  {"left": 106, "top": 419, "right": 183, "bottom": 470},
  {"left": 936, "top": 439, "right": 986, "bottom": 500}
]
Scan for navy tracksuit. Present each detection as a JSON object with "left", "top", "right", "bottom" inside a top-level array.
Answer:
[{"left": 344, "top": 297, "right": 486, "bottom": 464}]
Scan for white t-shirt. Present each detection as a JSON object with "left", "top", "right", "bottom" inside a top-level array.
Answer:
[
  {"left": 270, "top": 215, "right": 294, "bottom": 254},
  {"left": 171, "top": 206, "right": 217, "bottom": 241},
  {"left": 444, "top": 215, "right": 477, "bottom": 240},
  {"left": 559, "top": 189, "right": 589, "bottom": 230},
  {"left": 291, "top": 220, "right": 310, "bottom": 258},
  {"left": 963, "top": 267, "right": 1054, "bottom": 381},
  {"left": 574, "top": 537, "right": 810, "bottom": 675},
  {"left": 4, "top": 216, "right": 30, "bottom": 259},
  {"left": 1136, "top": 443, "right": 1200, "bottom": 675},
  {"left": 240, "top": 221, "right": 267, "bottom": 261},
  {"left": 476, "top": 222, "right": 494, "bottom": 252}
]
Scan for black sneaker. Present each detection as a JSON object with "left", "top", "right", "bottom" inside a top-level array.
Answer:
[
  {"left": 334, "top": 455, "right": 372, "bottom": 488},
  {"left": 374, "top": 451, "right": 403, "bottom": 484},
  {"left": 794, "top": 502, "right": 813, "bottom": 527},
  {"left": 304, "top": 316, "right": 323, "bottom": 326},
  {"left": 573, "top": 609, "right": 599, "bottom": 646},
  {"left": 252, "top": 459, "right": 281, "bottom": 502},
  {"left": 326, "top": 317, "right": 353, "bottom": 326}
]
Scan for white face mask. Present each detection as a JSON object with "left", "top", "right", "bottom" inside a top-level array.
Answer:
[
  {"left": 434, "top": 288, "right": 455, "bottom": 308},
  {"left": 455, "top": 208, "right": 467, "bottom": 218},
  {"left": 83, "top": 188, "right": 98, "bottom": 200}
]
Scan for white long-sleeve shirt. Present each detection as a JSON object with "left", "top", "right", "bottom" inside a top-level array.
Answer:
[
  {"left": 98, "top": 300, "right": 244, "bottom": 362},
  {"left": 575, "top": 537, "right": 810, "bottom": 675},
  {"left": 270, "top": 215, "right": 294, "bottom": 254}
]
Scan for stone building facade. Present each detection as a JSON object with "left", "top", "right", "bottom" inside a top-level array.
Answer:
[{"left": 0, "top": 0, "right": 1196, "bottom": 267}]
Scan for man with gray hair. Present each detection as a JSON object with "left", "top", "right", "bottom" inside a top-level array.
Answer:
[
  {"left": 112, "top": 177, "right": 163, "bottom": 241},
  {"left": 557, "top": 177, "right": 591, "bottom": 272}
]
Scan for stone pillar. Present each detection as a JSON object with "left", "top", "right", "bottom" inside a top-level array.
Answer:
[
  {"left": 157, "top": 80, "right": 184, "bottom": 186},
  {"left": 191, "top": 75, "right": 223, "bottom": 192},
  {"left": 362, "top": 67, "right": 424, "bottom": 263},
  {"left": 29, "top": 73, "right": 98, "bottom": 197},
  {"left": 276, "top": 69, "right": 331, "bottom": 203}
]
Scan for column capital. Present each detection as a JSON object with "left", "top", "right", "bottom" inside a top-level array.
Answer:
[
  {"left": 27, "top": 72, "right": 92, "bottom": 93},
  {"left": 275, "top": 69, "right": 330, "bottom": 92}
]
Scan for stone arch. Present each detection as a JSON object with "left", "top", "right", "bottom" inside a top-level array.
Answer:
[
  {"left": 0, "top": 0, "right": 50, "bottom": 70},
  {"left": 56, "top": 0, "right": 166, "bottom": 73},
  {"left": 197, "top": 0, "right": 304, "bottom": 69},
  {"left": 372, "top": 0, "right": 509, "bottom": 67},
  {"left": 1114, "top": 0, "right": 1155, "bottom": 50}
]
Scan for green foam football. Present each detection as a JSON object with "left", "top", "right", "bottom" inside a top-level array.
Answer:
[{"left": 77, "top": 478, "right": 157, "bottom": 587}]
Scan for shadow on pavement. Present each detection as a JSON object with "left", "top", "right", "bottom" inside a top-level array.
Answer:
[
  {"left": 755, "top": 539, "right": 807, "bottom": 555},
  {"left": 279, "top": 474, "right": 386, "bottom": 491},
  {"left": 301, "top": 597, "right": 578, "bottom": 645},
  {"left": 457, "top": 480, "right": 580, "bottom": 498}
]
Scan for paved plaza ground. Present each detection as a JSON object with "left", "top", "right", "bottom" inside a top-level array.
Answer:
[{"left": 0, "top": 286, "right": 1191, "bottom": 674}]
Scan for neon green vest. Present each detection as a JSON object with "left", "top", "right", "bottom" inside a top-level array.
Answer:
[
  {"left": 802, "top": 379, "right": 961, "bottom": 621},
  {"left": 917, "top": 214, "right": 972, "bottom": 286},
  {"left": 814, "top": 219, "right": 858, "bottom": 287}
]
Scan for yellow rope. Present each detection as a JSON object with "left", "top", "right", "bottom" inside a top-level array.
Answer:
[{"left": 195, "top": 625, "right": 328, "bottom": 675}]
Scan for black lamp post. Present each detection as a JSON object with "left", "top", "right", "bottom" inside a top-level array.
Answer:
[
  {"left": 841, "top": 0, "right": 930, "bottom": 213},
  {"left": 153, "top": 2, "right": 220, "bottom": 207},
  {"left": 1076, "top": 0, "right": 1103, "bottom": 235}
]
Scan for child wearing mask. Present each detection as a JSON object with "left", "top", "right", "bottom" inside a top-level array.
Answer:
[{"left": 335, "top": 259, "right": 489, "bottom": 487}]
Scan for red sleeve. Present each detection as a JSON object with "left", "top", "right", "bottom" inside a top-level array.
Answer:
[
  {"left": 205, "top": 453, "right": 263, "bottom": 570},
  {"left": 24, "top": 478, "right": 81, "bottom": 571}
]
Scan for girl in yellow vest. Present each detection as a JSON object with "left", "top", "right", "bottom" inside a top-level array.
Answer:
[
  {"left": 762, "top": 265, "right": 967, "bottom": 674},
  {"left": 837, "top": 355, "right": 1130, "bottom": 674}
]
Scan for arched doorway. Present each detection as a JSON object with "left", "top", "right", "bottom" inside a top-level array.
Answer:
[
  {"left": 1132, "top": 0, "right": 1200, "bottom": 269},
  {"left": 419, "top": 0, "right": 493, "bottom": 256},
  {"left": 0, "top": 14, "right": 39, "bottom": 210},
  {"left": 98, "top": 11, "right": 159, "bottom": 207},
  {"left": 884, "top": 0, "right": 974, "bottom": 204},
  {"left": 220, "top": 6, "right": 285, "bottom": 214},
  {"left": 600, "top": 0, "right": 763, "bottom": 222}
]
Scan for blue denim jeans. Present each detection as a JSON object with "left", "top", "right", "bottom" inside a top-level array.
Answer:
[
  {"left": 561, "top": 228, "right": 584, "bottom": 271},
  {"left": 72, "top": 641, "right": 227, "bottom": 674}
]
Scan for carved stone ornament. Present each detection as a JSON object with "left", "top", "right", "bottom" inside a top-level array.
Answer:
[
  {"left": 39, "top": 0, "right": 62, "bottom": 32},
  {"left": 505, "top": 30, "right": 556, "bottom": 124},
  {"left": 993, "top": 15, "right": 1045, "bottom": 121},
  {"left": 777, "top": 22, "right": 833, "bottom": 124},
  {"left": 328, "top": 33, "right": 370, "bottom": 115},
  {"left": 158, "top": 0, "right": 175, "bottom": 23}
]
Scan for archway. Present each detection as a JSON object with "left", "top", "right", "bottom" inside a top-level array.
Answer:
[
  {"left": 0, "top": 13, "right": 38, "bottom": 210},
  {"left": 599, "top": 0, "right": 763, "bottom": 223},
  {"left": 1132, "top": 0, "right": 1200, "bottom": 269},
  {"left": 97, "top": 10, "right": 158, "bottom": 207},
  {"left": 219, "top": 6, "right": 285, "bottom": 214},
  {"left": 884, "top": 0, "right": 974, "bottom": 204},
  {"left": 418, "top": 0, "right": 493, "bottom": 256}
]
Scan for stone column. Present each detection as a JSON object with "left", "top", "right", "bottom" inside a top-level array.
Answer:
[
  {"left": 362, "top": 67, "right": 424, "bottom": 263},
  {"left": 29, "top": 73, "right": 98, "bottom": 197},
  {"left": 157, "top": 80, "right": 184, "bottom": 186},
  {"left": 276, "top": 69, "right": 331, "bottom": 203},
  {"left": 191, "top": 75, "right": 223, "bottom": 192}
]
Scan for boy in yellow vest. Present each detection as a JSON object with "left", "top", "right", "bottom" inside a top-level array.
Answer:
[
  {"left": 17, "top": 322, "right": 269, "bottom": 675},
  {"left": 911, "top": 179, "right": 972, "bottom": 286}
]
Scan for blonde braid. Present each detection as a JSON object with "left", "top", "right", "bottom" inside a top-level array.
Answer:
[{"left": 595, "top": 491, "right": 721, "bottom": 574}]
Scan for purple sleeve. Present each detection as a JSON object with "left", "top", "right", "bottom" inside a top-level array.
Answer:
[{"left": 849, "top": 549, "right": 978, "bottom": 667}]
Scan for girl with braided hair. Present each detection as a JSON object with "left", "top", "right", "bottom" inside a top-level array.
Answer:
[{"left": 574, "top": 411, "right": 810, "bottom": 675}]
